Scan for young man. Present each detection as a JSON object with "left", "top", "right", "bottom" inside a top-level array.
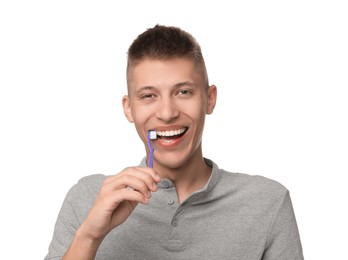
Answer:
[{"left": 45, "top": 25, "right": 304, "bottom": 260}]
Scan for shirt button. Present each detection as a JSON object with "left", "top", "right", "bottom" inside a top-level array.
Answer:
[
  {"left": 168, "top": 199, "right": 174, "bottom": 205},
  {"left": 172, "top": 219, "right": 178, "bottom": 227},
  {"left": 162, "top": 181, "right": 170, "bottom": 187}
]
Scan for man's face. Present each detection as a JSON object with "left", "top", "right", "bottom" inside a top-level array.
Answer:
[{"left": 123, "top": 57, "right": 216, "bottom": 169}]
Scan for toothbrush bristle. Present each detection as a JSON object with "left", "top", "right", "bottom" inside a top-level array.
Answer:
[{"left": 149, "top": 130, "right": 157, "bottom": 140}]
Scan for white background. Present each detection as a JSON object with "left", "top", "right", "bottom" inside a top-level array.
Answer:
[{"left": 0, "top": 1, "right": 347, "bottom": 259}]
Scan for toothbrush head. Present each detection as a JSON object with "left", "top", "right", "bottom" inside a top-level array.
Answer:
[
  {"left": 149, "top": 130, "right": 157, "bottom": 140},
  {"left": 147, "top": 130, "right": 156, "bottom": 168}
]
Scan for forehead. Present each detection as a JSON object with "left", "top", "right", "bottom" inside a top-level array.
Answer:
[{"left": 127, "top": 58, "right": 206, "bottom": 90}]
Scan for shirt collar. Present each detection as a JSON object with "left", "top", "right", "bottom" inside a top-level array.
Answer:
[{"left": 139, "top": 157, "right": 221, "bottom": 194}]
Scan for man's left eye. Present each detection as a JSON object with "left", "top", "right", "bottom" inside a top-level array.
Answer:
[{"left": 178, "top": 90, "right": 191, "bottom": 95}]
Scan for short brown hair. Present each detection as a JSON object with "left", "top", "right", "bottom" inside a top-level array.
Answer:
[{"left": 126, "top": 24, "right": 208, "bottom": 86}]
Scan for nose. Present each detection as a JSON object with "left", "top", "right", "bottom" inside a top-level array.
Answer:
[{"left": 155, "top": 97, "right": 179, "bottom": 122}]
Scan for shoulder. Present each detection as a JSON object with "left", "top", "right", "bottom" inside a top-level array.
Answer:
[
  {"left": 65, "top": 174, "right": 108, "bottom": 204},
  {"left": 78, "top": 173, "right": 108, "bottom": 187},
  {"left": 207, "top": 159, "right": 288, "bottom": 200},
  {"left": 50, "top": 174, "right": 109, "bottom": 226},
  {"left": 221, "top": 169, "right": 287, "bottom": 193},
  {"left": 216, "top": 168, "right": 289, "bottom": 209}
]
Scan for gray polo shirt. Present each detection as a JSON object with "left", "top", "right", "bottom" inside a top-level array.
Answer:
[{"left": 45, "top": 158, "right": 304, "bottom": 259}]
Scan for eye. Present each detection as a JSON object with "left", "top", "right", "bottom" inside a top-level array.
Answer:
[
  {"left": 140, "top": 93, "right": 156, "bottom": 99},
  {"left": 177, "top": 89, "right": 193, "bottom": 96}
]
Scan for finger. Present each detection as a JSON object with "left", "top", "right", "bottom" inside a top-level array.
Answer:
[
  {"left": 122, "top": 187, "right": 150, "bottom": 204},
  {"left": 111, "top": 186, "right": 150, "bottom": 205},
  {"left": 130, "top": 167, "right": 161, "bottom": 192},
  {"left": 105, "top": 174, "right": 152, "bottom": 199},
  {"left": 135, "top": 167, "right": 161, "bottom": 183},
  {"left": 107, "top": 167, "right": 161, "bottom": 184},
  {"left": 96, "top": 183, "right": 149, "bottom": 212},
  {"left": 106, "top": 167, "right": 160, "bottom": 192}
]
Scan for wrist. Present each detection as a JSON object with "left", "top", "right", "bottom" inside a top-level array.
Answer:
[
  {"left": 62, "top": 226, "right": 104, "bottom": 260},
  {"left": 76, "top": 222, "right": 106, "bottom": 246}
]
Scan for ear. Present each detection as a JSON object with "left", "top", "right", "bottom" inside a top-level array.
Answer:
[
  {"left": 206, "top": 85, "right": 217, "bottom": 115},
  {"left": 122, "top": 95, "right": 134, "bottom": 123}
]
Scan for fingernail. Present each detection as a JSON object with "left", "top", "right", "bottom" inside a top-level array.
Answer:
[{"left": 152, "top": 183, "right": 157, "bottom": 190}]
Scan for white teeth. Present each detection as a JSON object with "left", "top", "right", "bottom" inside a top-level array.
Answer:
[{"left": 157, "top": 128, "right": 186, "bottom": 137}]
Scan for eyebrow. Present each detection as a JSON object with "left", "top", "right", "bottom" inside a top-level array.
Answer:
[
  {"left": 134, "top": 86, "right": 155, "bottom": 97},
  {"left": 174, "top": 81, "right": 196, "bottom": 88}
]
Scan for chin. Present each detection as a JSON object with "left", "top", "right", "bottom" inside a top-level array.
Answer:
[{"left": 157, "top": 155, "right": 188, "bottom": 170}]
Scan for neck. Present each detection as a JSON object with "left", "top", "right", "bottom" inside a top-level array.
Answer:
[{"left": 156, "top": 155, "right": 212, "bottom": 204}]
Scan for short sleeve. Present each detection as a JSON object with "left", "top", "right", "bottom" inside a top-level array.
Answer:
[
  {"left": 44, "top": 185, "right": 82, "bottom": 260},
  {"left": 262, "top": 191, "right": 304, "bottom": 260},
  {"left": 44, "top": 174, "right": 105, "bottom": 259}
]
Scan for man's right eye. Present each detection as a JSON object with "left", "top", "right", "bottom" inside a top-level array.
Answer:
[{"left": 140, "top": 93, "right": 155, "bottom": 99}]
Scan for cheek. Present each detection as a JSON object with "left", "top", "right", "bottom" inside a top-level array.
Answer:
[
  {"left": 181, "top": 98, "right": 207, "bottom": 120},
  {"left": 131, "top": 103, "right": 154, "bottom": 127}
]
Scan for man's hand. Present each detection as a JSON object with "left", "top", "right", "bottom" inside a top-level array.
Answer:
[{"left": 63, "top": 166, "right": 161, "bottom": 260}]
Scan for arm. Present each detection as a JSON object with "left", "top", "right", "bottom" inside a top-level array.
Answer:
[
  {"left": 62, "top": 227, "right": 103, "bottom": 260},
  {"left": 45, "top": 167, "right": 160, "bottom": 260}
]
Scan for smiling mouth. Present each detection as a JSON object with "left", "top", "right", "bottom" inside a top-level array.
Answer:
[{"left": 156, "top": 127, "right": 188, "bottom": 140}]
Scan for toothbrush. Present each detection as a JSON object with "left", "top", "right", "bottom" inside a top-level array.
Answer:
[{"left": 147, "top": 130, "right": 157, "bottom": 168}]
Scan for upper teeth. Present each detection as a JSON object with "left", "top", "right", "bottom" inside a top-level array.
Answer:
[{"left": 157, "top": 128, "right": 186, "bottom": 137}]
